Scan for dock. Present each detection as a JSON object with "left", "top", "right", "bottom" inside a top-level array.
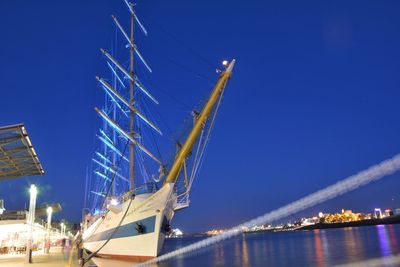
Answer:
[{"left": 0, "top": 247, "right": 81, "bottom": 267}]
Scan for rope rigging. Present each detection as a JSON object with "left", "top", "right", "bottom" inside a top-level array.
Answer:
[
  {"left": 99, "top": 140, "right": 129, "bottom": 211},
  {"left": 86, "top": 0, "right": 230, "bottom": 217},
  {"left": 176, "top": 87, "right": 226, "bottom": 203}
]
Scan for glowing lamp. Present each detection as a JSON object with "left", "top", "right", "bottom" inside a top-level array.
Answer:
[
  {"left": 29, "top": 184, "right": 37, "bottom": 196},
  {"left": 111, "top": 198, "right": 119, "bottom": 206},
  {"left": 47, "top": 207, "right": 53, "bottom": 229}
]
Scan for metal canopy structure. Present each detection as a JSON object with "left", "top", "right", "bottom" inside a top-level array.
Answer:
[{"left": 0, "top": 124, "right": 44, "bottom": 180}]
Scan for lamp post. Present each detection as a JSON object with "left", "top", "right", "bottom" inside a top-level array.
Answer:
[
  {"left": 60, "top": 222, "right": 65, "bottom": 236},
  {"left": 26, "top": 184, "right": 37, "bottom": 263},
  {"left": 60, "top": 222, "right": 66, "bottom": 254},
  {"left": 47, "top": 207, "right": 53, "bottom": 230},
  {"left": 45, "top": 207, "right": 52, "bottom": 254}
]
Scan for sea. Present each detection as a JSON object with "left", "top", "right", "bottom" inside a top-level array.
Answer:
[{"left": 90, "top": 224, "right": 400, "bottom": 267}]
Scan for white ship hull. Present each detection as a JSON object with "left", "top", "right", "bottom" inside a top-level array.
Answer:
[{"left": 82, "top": 183, "right": 176, "bottom": 261}]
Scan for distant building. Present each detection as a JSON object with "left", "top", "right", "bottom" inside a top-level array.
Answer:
[
  {"left": 341, "top": 209, "right": 353, "bottom": 215},
  {"left": 167, "top": 228, "right": 183, "bottom": 238},
  {"left": 301, "top": 217, "right": 318, "bottom": 226},
  {"left": 384, "top": 209, "right": 394, "bottom": 217},
  {"left": 394, "top": 208, "right": 400, "bottom": 215},
  {"left": 374, "top": 208, "right": 382, "bottom": 219},
  {"left": 206, "top": 229, "right": 225, "bottom": 236},
  {"left": 321, "top": 209, "right": 365, "bottom": 223}
]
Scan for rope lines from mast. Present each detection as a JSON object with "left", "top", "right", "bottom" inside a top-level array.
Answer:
[
  {"left": 87, "top": 0, "right": 226, "bottom": 212},
  {"left": 191, "top": 89, "right": 225, "bottom": 187},
  {"left": 177, "top": 88, "right": 226, "bottom": 203},
  {"left": 135, "top": 58, "right": 193, "bottom": 114},
  {"left": 99, "top": 140, "right": 129, "bottom": 211},
  {"left": 154, "top": 23, "right": 216, "bottom": 72},
  {"left": 165, "top": 57, "right": 214, "bottom": 82}
]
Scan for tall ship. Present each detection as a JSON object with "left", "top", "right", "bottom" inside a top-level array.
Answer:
[{"left": 81, "top": 0, "right": 235, "bottom": 261}]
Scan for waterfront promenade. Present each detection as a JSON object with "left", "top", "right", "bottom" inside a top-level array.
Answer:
[{"left": 0, "top": 247, "right": 80, "bottom": 267}]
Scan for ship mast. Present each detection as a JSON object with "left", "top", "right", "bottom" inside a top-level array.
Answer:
[
  {"left": 164, "top": 60, "right": 236, "bottom": 185},
  {"left": 96, "top": 1, "right": 162, "bottom": 199},
  {"left": 129, "top": 2, "right": 135, "bottom": 192}
]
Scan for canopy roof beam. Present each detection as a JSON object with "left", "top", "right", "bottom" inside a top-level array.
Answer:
[{"left": 0, "top": 124, "right": 44, "bottom": 180}]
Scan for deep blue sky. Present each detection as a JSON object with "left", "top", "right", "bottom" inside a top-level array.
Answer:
[{"left": 1, "top": 1, "right": 400, "bottom": 232}]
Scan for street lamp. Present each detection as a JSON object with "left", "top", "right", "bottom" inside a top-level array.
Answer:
[
  {"left": 47, "top": 207, "right": 53, "bottom": 229},
  {"left": 60, "top": 222, "right": 65, "bottom": 236},
  {"left": 26, "top": 184, "right": 37, "bottom": 263},
  {"left": 45, "top": 207, "right": 52, "bottom": 254}
]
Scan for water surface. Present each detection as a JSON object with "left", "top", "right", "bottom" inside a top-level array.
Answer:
[{"left": 91, "top": 224, "right": 400, "bottom": 267}]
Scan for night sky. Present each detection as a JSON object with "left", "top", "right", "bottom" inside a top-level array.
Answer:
[{"left": 1, "top": 1, "right": 400, "bottom": 233}]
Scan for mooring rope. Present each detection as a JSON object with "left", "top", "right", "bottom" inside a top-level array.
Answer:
[{"left": 135, "top": 153, "right": 400, "bottom": 266}]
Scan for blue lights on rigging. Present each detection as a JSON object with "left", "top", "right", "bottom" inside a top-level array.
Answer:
[
  {"left": 90, "top": 191, "right": 105, "bottom": 198},
  {"left": 92, "top": 158, "right": 130, "bottom": 183},
  {"left": 133, "top": 12, "right": 148, "bottom": 36},
  {"left": 95, "top": 152, "right": 112, "bottom": 165},
  {"left": 95, "top": 107, "right": 163, "bottom": 165},
  {"left": 100, "top": 84, "right": 128, "bottom": 118},
  {"left": 97, "top": 135, "right": 129, "bottom": 163},
  {"left": 133, "top": 45, "right": 152, "bottom": 73},
  {"left": 92, "top": 158, "right": 114, "bottom": 172},
  {"left": 134, "top": 78, "right": 159, "bottom": 105},
  {"left": 122, "top": 0, "right": 148, "bottom": 36},
  {"left": 97, "top": 76, "right": 162, "bottom": 135},
  {"left": 107, "top": 62, "right": 126, "bottom": 88},
  {"left": 99, "top": 129, "right": 113, "bottom": 143},
  {"left": 94, "top": 171, "right": 111, "bottom": 182},
  {"left": 89, "top": 3, "right": 163, "bottom": 213},
  {"left": 100, "top": 48, "right": 158, "bottom": 105}
]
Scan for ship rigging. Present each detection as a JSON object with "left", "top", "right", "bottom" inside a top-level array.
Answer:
[{"left": 82, "top": 0, "right": 235, "bottom": 261}]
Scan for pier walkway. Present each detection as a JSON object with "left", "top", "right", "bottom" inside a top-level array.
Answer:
[{"left": 0, "top": 247, "right": 81, "bottom": 267}]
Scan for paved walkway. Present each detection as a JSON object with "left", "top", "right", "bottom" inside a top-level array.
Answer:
[
  {"left": 0, "top": 248, "right": 141, "bottom": 267},
  {"left": 0, "top": 247, "right": 82, "bottom": 267}
]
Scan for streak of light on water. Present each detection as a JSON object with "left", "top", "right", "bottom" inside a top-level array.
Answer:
[{"left": 136, "top": 153, "right": 400, "bottom": 266}]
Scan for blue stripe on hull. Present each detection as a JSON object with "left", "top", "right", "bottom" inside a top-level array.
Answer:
[{"left": 87, "top": 215, "right": 156, "bottom": 242}]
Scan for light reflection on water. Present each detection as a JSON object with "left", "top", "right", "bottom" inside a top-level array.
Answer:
[
  {"left": 343, "top": 226, "right": 363, "bottom": 262},
  {"left": 87, "top": 225, "right": 400, "bottom": 267},
  {"left": 313, "top": 229, "right": 325, "bottom": 267},
  {"left": 241, "top": 236, "right": 250, "bottom": 267},
  {"left": 377, "top": 225, "right": 391, "bottom": 256},
  {"left": 388, "top": 224, "right": 399, "bottom": 252}
]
